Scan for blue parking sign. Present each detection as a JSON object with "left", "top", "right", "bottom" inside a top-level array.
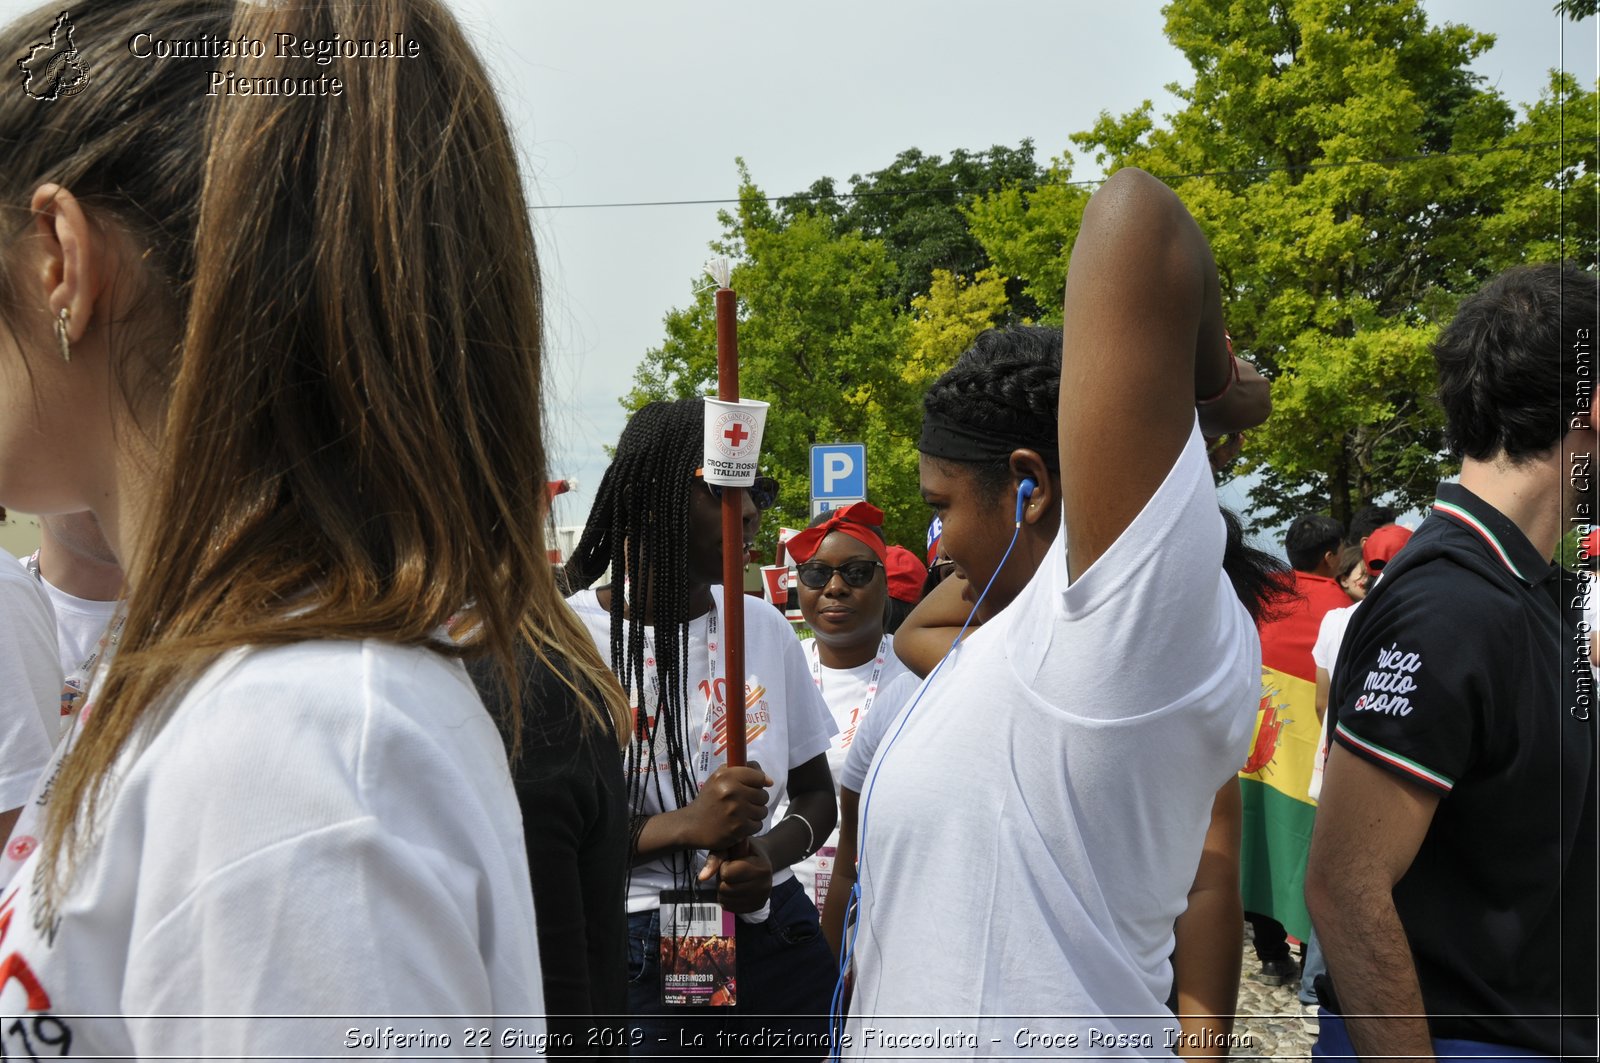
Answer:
[{"left": 810, "top": 444, "right": 866, "bottom": 501}]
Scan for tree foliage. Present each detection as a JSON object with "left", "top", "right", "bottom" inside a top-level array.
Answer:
[
  {"left": 627, "top": 0, "right": 1598, "bottom": 549},
  {"left": 1052, "top": 0, "right": 1524, "bottom": 526},
  {"left": 626, "top": 161, "right": 914, "bottom": 549},
  {"left": 783, "top": 143, "right": 1042, "bottom": 313}
]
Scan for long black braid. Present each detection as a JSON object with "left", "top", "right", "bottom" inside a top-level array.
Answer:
[
  {"left": 565, "top": 398, "right": 707, "bottom": 888},
  {"left": 923, "top": 327, "right": 1293, "bottom": 622}
]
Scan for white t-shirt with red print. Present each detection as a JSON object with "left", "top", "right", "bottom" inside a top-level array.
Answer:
[
  {"left": 0, "top": 639, "right": 544, "bottom": 1057},
  {"left": 0, "top": 550, "right": 60, "bottom": 817},
  {"left": 567, "top": 586, "right": 836, "bottom": 913},
  {"left": 788, "top": 637, "right": 909, "bottom": 910}
]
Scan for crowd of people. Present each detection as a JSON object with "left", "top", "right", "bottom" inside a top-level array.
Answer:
[{"left": 0, "top": 0, "right": 1593, "bottom": 1059}]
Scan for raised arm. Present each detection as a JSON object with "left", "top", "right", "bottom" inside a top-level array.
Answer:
[{"left": 1059, "top": 168, "right": 1269, "bottom": 581}]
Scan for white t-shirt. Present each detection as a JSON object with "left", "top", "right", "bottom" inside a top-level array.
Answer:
[
  {"left": 840, "top": 671, "right": 924, "bottom": 795},
  {"left": 788, "top": 637, "right": 910, "bottom": 909},
  {"left": 0, "top": 550, "right": 61, "bottom": 814},
  {"left": 1310, "top": 602, "right": 1357, "bottom": 675},
  {"left": 0, "top": 639, "right": 544, "bottom": 1056},
  {"left": 845, "top": 422, "right": 1260, "bottom": 1057},
  {"left": 35, "top": 573, "right": 119, "bottom": 682},
  {"left": 1308, "top": 602, "right": 1359, "bottom": 804},
  {"left": 567, "top": 586, "right": 836, "bottom": 912}
]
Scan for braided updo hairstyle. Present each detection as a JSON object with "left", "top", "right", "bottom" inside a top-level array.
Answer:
[
  {"left": 565, "top": 398, "right": 707, "bottom": 882},
  {"left": 922, "top": 328, "right": 1291, "bottom": 622},
  {"left": 921, "top": 327, "right": 1063, "bottom": 495}
]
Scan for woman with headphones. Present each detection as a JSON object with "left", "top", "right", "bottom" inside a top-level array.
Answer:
[{"left": 839, "top": 168, "right": 1282, "bottom": 1056}]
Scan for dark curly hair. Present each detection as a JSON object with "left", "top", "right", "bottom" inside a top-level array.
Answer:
[
  {"left": 1435, "top": 263, "right": 1598, "bottom": 462},
  {"left": 922, "top": 327, "right": 1292, "bottom": 623},
  {"left": 1285, "top": 513, "right": 1345, "bottom": 574}
]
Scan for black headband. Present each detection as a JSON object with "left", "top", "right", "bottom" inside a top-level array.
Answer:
[{"left": 919, "top": 408, "right": 1059, "bottom": 467}]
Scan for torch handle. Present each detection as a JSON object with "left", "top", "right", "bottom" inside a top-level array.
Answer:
[{"left": 715, "top": 287, "right": 748, "bottom": 769}]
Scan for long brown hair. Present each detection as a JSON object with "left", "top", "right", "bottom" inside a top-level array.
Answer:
[{"left": 0, "top": 0, "right": 627, "bottom": 901}]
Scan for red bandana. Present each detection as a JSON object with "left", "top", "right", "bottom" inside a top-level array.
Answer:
[{"left": 785, "top": 501, "right": 887, "bottom": 565}]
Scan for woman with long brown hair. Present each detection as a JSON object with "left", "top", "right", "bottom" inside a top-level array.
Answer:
[{"left": 0, "top": 0, "right": 612, "bottom": 1051}]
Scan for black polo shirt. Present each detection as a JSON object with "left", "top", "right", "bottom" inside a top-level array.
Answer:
[{"left": 1329, "top": 482, "right": 1597, "bottom": 1056}]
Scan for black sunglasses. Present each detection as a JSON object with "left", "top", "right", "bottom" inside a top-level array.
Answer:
[
  {"left": 795, "top": 559, "right": 884, "bottom": 590},
  {"left": 694, "top": 470, "right": 779, "bottom": 511}
]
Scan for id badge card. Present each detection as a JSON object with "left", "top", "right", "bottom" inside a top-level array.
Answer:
[
  {"left": 812, "top": 845, "right": 837, "bottom": 910},
  {"left": 659, "top": 889, "right": 737, "bottom": 1008}
]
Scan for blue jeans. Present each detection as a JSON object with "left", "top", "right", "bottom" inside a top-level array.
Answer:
[
  {"left": 625, "top": 876, "right": 834, "bottom": 1059},
  {"left": 1313, "top": 1011, "right": 1554, "bottom": 1062},
  {"left": 1297, "top": 928, "right": 1325, "bottom": 1006}
]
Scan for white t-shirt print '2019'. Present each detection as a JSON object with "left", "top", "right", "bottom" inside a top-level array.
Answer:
[
  {"left": 566, "top": 586, "right": 836, "bottom": 914},
  {"left": 0, "top": 639, "right": 544, "bottom": 1058}
]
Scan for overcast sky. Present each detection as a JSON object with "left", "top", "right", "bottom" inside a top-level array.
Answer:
[{"left": 3, "top": 0, "right": 1593, "bottom": 537}]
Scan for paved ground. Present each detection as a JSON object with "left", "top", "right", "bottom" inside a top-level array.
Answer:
[{"left": 1231, "top": 926, "right": 1315, "bottom": 1060}]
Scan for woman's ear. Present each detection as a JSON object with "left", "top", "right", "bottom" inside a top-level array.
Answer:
[
  {"left": 1008, "top": 448, "right": 1054, "bottom": 526},
  {"left": 30, "top": 183, "right": 103, "bottom": 343}
]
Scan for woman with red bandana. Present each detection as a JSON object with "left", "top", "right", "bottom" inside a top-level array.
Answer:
[{"left": 782, "top": 504, "right": 912, "bottom": 917}]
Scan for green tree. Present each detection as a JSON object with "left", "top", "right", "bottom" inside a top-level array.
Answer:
[
  {"left": 1475, "top": 72, "right": 1599, "bottom": 271},
  {"left": 626, "top": 163, "right": 917, "bottom": 549},
  {"left": 786, "top": 143, "right": 1044, "bottom": 314},
  {"left": 1053, "top": 0, "right": 1519, "bottom": 526},
  {"left": 965, "top": 157, "right": 1092, "bottom": 321}
]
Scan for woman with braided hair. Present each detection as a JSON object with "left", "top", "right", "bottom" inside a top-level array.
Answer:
[
  {"left": 565, "top": 397, "right": 839, "bottom": 1057},
  {"left": 841, "top": 169, "right": 1286, "bottom": 1057}
]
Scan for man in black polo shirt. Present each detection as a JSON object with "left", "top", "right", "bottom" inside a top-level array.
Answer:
[{"left": 1305, "top": 263, "right": 1597, "bottom": 1060}]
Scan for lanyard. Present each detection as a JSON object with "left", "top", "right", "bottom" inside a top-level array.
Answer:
[
  {"left": 808, "top": 634, "right": 889, "bottom": 723},
  {"left": 638, "top": 596, "right": 725, "bottom": 787},
  {"left": 26, "top": 551, "right": 126, "bottom": 699}
]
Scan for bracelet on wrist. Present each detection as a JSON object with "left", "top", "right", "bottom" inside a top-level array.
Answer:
[
  {"left": 1196, "top": 353, "right": 1239, "bottom": 406},
  {"left": 782, "top": 812, "right": 817, "bottom": 856}
]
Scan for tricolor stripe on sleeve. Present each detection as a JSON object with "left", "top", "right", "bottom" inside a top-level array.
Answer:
[{"left": 1334, "top": 722, "right": 1455, "bottom": 794}]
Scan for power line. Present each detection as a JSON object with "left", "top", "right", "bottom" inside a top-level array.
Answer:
[{"left": 527, "top": 138, "right": 1597, "bottom": 211}]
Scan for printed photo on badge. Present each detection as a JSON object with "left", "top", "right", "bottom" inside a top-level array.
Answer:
[{"left": 659, "top": 889, "right": 737, "bottom": 1008}]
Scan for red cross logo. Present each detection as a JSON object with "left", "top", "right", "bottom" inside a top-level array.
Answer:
[{"left": 724, "top": 422, "right": 749, "bottom": 448}]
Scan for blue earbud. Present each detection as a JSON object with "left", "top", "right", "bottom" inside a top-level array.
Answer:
[{"left": 1015, "top": 478, "right": 1037, "bottom": 524}]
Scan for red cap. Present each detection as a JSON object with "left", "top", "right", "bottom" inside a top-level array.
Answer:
[
  {"left": 1583, "top": 528, "right": 1600, "bottom": 564},
  {"left": 884, "top": 546, "right": 925, "bottom": 604},
  {"left": 1362, "top": 524, "right": 1412, "bottom": 571}
]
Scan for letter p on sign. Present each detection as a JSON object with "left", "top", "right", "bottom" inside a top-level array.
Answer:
[
  {"left": 823, "top": 453, "right": 853, "bottom": 492},
  {"left": 810, "top": 443, "right": 867, "bottom": 504}
]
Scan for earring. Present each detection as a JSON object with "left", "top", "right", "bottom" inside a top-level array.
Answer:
[{"left": 54, "top": 307, "right": 71, "bottom": 362}]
